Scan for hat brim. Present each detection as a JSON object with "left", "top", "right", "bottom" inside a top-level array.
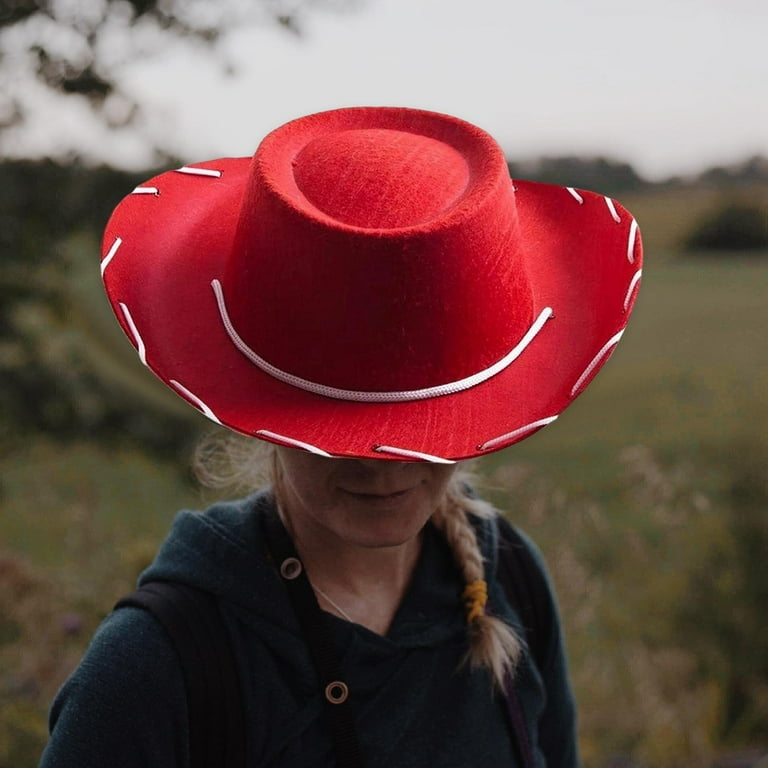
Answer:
[{"left": 102, "top": 160, "right": 641, "bottom": 462}]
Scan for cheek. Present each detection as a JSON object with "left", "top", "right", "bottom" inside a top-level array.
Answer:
[
  {"left": 426, "top": 466, "right": 457, "bottom": 495},
  {"left": 292, "top": 475, "right": 338, "bottom": 513},
  {"left": 276, "top": 449, "right": 336, "bottom": 496},
  {"left": 412, "top": 467, "right": 457, "bottom": 519}
]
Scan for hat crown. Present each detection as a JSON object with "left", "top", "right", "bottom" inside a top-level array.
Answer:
[
  {"left": 223, "top": 107, "right": 532, "bottom": 393},
  {"left": 293, "top": 128, "right": 471, "bottom": 229}
]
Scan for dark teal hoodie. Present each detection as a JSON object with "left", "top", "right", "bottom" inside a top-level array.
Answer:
[{"left": 40, "top": 492, "right": 579, "bottom": 767}]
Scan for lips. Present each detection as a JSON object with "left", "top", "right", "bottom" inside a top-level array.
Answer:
[{"left": 341, "top": 487, "right": 415, "bottom": 502}]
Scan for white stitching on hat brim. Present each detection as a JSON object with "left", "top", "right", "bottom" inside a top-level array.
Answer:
[
  {"left": 118, "top": 302, "right": 146, "bottom": 365},
  {"left": 211, "top": 279, "right": 553, "bottom": 403},
  {"left": 101, "top": 236, "right": 122, "bottom": 277},
  {"left": 255, "top": 432, "right": 454, "bottom": 463},
  {"left": 255, "top": 429, "right": 332, "bottom": 456},
  {"left": 372, "top": 445, "right": 455, "bottom": 464},
  {"left": 478, "top": 416, "right": 559, "bottom": 452},
  {"left": 604, "top": 197, "right": 621, "bottom": 223},
  {"left": 570, "top": 330, "right": 624, "bottom": 398},
  {"left": 566, "top": 187, "right": 584, "bottom": 204},
  {"left": 171, "top": 380, "right": 222, "bottom": 424},
  {"left": 174, "top": 166, "right": 222, "bottom": 178},
  {"left": 627, "top": 219, "right": 639, "bottom": 263},
  {"left": 624, "top": 269, "right": 642, "bottom": 312}
]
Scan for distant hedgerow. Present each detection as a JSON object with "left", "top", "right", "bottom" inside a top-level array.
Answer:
[{"left": 683, "top": 202, "right": 768, "bottom": 252}]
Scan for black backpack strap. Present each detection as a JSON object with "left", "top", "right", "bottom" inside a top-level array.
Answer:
[
  {"left": 495, "top": 516, "right": 553, "bottom": 768},
  {"left": 495, "top": 516, "right": 552, "bottom": 672},
  {"left": 114, "top": 581, "right": 246, "bottom": 768}
]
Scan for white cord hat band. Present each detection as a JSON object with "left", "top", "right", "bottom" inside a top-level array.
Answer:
[{"left": 212, "top": 279, "right": 553, "bottom": 403}]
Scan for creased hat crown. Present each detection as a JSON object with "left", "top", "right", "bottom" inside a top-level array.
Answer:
[{"left": 223, "top": 107, "right": 531, "bottom": 393}]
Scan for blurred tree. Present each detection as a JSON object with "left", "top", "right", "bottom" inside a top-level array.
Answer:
[
  {"left": 0, "top": 0, "right": 364, "bottom": 452},
  {"left": 697, "top": 154, "right": 768, "bottom": 186},
  {"left": 682, "top": 201, "right": 768, "bottom": 252},
  {"left": 0, "top": 0, "right": 363, "bottom": 157},
  {"left": 0, "top": 159, "right": 199, "bottom": 456},
  {"left": 507, "top": 155, "right": 649, "bottom": 195}
]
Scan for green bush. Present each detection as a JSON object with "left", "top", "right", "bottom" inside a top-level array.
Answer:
[
  {"left": 682, "top": 202, "right": 768, "bottom": 252},
  {"left": 675, "top": 439, "right": 768, "bottom": 745}
]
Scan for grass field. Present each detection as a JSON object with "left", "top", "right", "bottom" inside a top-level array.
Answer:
[
  {"left": 1, "top": 184, "right": 767, "bottom": 767},
  {"left": 485, "top": 250, "right": 768, "bottom": 499}
]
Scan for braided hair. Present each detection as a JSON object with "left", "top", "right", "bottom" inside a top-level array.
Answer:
[{"left": 431, "top": 475, "right": 523, "bottom": 688}]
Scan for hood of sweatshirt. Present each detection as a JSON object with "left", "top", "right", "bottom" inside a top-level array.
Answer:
[{"left": 139, "top": 489, "right": 503, "bottom": 647}]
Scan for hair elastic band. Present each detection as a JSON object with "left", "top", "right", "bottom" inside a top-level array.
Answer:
[{"left": 463, "top": 579, "right": 488, "bottom": 624}]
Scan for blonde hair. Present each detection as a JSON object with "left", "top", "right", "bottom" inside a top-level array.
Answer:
[
  {"left": 193, "top": 429, "right": 275, "bottom": 494},
  {"left": 433, "top": 472, "right": 523, "bottom": 688},
  {"left": 193, "top": 431, "right": 522, "bottom": 687}
]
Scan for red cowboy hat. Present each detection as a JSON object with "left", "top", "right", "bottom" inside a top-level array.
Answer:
[{"left": 101, "top": 106, "right": 642, "bottom": 463}]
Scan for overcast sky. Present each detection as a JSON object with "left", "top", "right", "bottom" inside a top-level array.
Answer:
[{"left": 6, "top": 0, "right": 767, "bottom": 179}]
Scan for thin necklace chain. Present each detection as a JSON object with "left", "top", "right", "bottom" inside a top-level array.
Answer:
[
  {"left": 277, "top": 503, "right": 357, "bottom": 624},
  {"left": 312, "top": 584, "right": 355, "bottom": 623}
]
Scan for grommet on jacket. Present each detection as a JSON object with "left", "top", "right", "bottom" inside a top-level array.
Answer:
[
  {"left": 325, "top": 681, "right": 349, "bottom": 704},
  {"left": 280, "top": 557, "right": 302, "bottom": 580}
]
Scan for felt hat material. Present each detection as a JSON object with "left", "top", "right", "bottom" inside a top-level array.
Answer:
[{"left": 101, "top": 106, "right": 643, "bottom": 463}]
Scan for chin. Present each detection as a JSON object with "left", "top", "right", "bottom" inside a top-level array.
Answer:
[{"left": 346, "top": 519, "right": 427, "bottom": 550}]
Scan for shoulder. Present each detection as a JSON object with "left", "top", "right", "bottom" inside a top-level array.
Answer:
[
  {"left": 483, "top": 514, "right": 563, "bottom": 672},
  {"left": 53, "top": 604, "right": 186, "bottom": 714},
  {"left": 495, "top": 516, "right": 553, "bottom": 587},
  {"left": 42, "top": 605, "right": 188, "bottom": 767},
  {"left": 470, "top": 507, "right": 552, "bottom": 591}
]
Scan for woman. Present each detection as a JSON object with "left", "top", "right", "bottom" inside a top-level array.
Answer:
[{"left": 40, "top": 106, "right": 643, "bottom": 767}]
